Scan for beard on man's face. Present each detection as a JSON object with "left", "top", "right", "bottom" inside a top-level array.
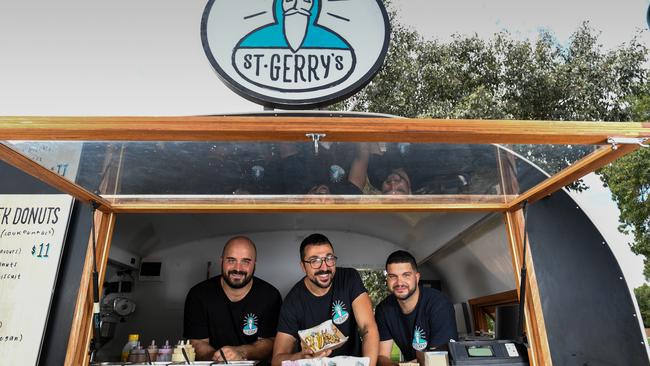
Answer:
[
  {"left": 222, "top": 268, "right": 253, "bottom": 289},
  {"left": 392, "top": 283, "right": 417, "bottom": 301},
  {"left": 308, "top": 268, "right": 333, "bottom": 289}
]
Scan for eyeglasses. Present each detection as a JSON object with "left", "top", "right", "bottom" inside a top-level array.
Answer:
[{"left": 303, "top": 255, "right": 337, "bottom": 269}]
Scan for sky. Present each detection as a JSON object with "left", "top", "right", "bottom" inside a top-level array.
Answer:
[{"left": 0, "top": 0, "right": 647, "bottom": 286}]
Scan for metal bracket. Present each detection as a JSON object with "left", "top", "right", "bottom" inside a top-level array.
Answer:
[
  {"left": 306, "top": 133, "right": 326, "bottom": 155},
  {"left": 607, "top": 137, "right": 649, "bottom": 150}
]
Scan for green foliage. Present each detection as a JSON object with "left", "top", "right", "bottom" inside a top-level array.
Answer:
[
  {"left": 343, "top": 12, "right": 650, "bottom": 282},
  {"left": 634, "top": 284, "right": 650, "bottom": 328},
  {"left": 599, "top": 82, "right": 650, "bottom": 278},
  {"left": 336, "top": 20, "right": 648, "bottom": 178},
  {"left": 359, "top": 269, "right": 390, "bottom": 310},
  {"left": 600, "top": 151, "right": 650, "bottom": 277}
]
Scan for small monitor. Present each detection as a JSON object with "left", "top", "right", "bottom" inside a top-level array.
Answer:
[
  {"left": 139, "top": 259, "right": 163, "bottom": 281},
  {"left": 495, "top": 304, "right": 519, "bottom": 340},
  {"left": 467, "top": 345, "right": 494, "bottom": 357}
]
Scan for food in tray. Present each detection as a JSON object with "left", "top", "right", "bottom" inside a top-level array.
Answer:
[
  {"left": 298, "top": 320, "right": 348, "bottom": 353},
  {"left": 303, "top": 329, "right": 342, "bottom": 351}
]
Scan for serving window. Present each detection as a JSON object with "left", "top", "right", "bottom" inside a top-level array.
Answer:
[{"left": 0, "top": 114, "right": 647, "bottom": 366}]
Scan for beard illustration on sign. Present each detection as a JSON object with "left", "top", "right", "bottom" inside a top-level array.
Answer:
[
  {"left": 282, "top": 0, "right": 314, "bottom": 52},
  {"left": 224, "top": 0, "right": 369, "bottom": 93}
]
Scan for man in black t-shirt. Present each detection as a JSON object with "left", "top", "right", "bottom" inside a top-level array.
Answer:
[
  {"left": 375, "top": 250, "right": 457, "bottom": 366},
  {"left": 272, "top": 233, "right": 379, "bottom": 366},
  {"left": 184, "top": 236, "right": 282, "bottom": 362}
]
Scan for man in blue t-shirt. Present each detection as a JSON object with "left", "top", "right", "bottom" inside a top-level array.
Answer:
[
  {"left": 272, "top": 233, "right": 379, "bottom": 366},
  {"left": 375, "top": 251, "right": 458, "bottom": 366}
]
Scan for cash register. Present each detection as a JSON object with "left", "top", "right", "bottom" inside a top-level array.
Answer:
[{"left": 447, "top": 340, "right": 529, "bottom": 365}]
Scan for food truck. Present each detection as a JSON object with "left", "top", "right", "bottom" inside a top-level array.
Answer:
[{"left": 1, "top": 0, "right": 650, "bottom": 365}]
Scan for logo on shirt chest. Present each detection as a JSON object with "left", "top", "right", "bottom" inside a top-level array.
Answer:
[
  {"left": 242, "top": 313, "right": 259, "bottom": 336},
  {"left": 412, "top": 326, "right": 427, "bottom": 351},
  {"left": 331, "top": 300, "right": 349, "bottom": 325}
]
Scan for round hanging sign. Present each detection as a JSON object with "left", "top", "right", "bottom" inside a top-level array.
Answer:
[{"left": 201, "top": 0, "right": 390, "bottom": 109}]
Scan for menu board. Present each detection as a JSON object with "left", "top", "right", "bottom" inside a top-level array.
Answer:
[{"left": 0, "top": 195, "right": 74, "bottom": 365}]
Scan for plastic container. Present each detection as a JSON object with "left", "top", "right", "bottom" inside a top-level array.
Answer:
[
  {"left": 146, "top": 340, "right": 159, "bottom": 362},
  {"left": 171, "top": 341, "right": 186, "bottom": 363},
  {"left": 184, "top": 340, "right": 196, "bottom": 362},
  {"left": 128, "top": 342, "right": 146, "bottom": 363},
  {"left": 157, "top": 340, "right": 173, "bottom": 362},
  {"left": 171, "top": 340, "right": 196, "bottom": 362},
  {"left": 121, "top": 333, "right": 139, "bottom": 362}
]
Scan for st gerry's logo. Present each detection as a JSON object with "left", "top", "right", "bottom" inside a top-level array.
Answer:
[{"left": 201, "top": 0, "right": 390, "bottom": 109}]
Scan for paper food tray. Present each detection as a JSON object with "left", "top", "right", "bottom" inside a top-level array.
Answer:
[{"left": 298, "top": 319, "right": 348, "bottom": 353}]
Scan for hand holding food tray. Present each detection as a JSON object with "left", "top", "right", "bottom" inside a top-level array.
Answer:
[{"left": 298, "top": 320, "right": 348, "bottom": 353}]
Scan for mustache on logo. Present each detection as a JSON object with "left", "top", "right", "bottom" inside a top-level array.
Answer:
[
  {"left": 284, "top": 8, "right": 311, "bottom": 17},
  {"left": 315, "top": 270, "right": 332, "bottom": 276}
]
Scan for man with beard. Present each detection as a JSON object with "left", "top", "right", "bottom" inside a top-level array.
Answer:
[
  {"left": 272, "top": 233, "right": 378, "bottom": 366},
  {"left": 375, "top": 251, "right": 457, "bottom": 366},
  {"left": 184, "top": 236, "right": 282, "bottom": 362},
  {"left": 379, "top": 168, "right": 412, "bottom": 195}
]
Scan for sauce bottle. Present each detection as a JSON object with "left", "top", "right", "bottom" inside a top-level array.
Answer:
[
  {"left": 171, "top": 340, "right": 187, "bottom": 362},
  {"left": 128, "top": 341, "right": 146, "bottom": 363},
  {"left": 147, "top": 340, "right": 159, "bottom": 362},
  {"left": 120, "top": 334, "right": 139, "bottom": 362},
  {"left": 157, "top": 340, "right": 173, "bottom": 362}
]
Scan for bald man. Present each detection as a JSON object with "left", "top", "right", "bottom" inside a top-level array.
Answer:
[{"left": 184, "top": 236, "right": 282, "bottom": 363}]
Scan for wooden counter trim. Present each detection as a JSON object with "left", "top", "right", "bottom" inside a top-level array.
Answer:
[
  {"left": 64, "top": 210, "right": 116, "bottom": 366},
  {"left": 0, "top": 143, "right": 113, "bottom": 212},
  {"left": 109, "top": 203, "right": 509, "bottom": 213},
  {"left": 0, "top": 116, "right": 648, "bottom": 144},
  {"left": 507, "top": 143, "right": 639, "bottom": 211},
  {"left": 99, "top": 194, "right": 511, "bottom": 213},
  {"left": 504, "top": 210, "right": 552, "bottom": 366}
]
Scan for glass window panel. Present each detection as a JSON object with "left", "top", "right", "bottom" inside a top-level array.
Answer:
[{"left": 2, "top": 141, "right": 602, "bottom": 206}]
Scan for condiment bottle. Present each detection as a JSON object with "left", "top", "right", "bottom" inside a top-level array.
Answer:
[
  {"left": 147, "top": 340, "right": 159, "bottom": 362},
  {"left": 128, "top": 341, "right": 146, "bottom": 363},
  {"left": 157, "top": 339, "right": 173, "bottom": 362},
  {"left": 121, "top": 334, "right": 139, "bottom": 362},
  {"left": 171, "top": 340, "right": 187, "bottom": 362},
  {"left": 184, "top": 340, "right": 196, "bottom": 361}
]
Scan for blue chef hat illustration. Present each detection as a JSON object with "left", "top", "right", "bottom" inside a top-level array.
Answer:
[{"left": 238, "top": 0, "right": 350, "bottom": 52}]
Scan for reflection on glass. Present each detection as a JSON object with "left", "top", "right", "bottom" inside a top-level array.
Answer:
[
  {"left": 8, "top": 141, "right": 83, "bottom": 182},
  {"left": 503, "top": 144, "right": 598, "bottom": 175},
  {"left": 4, "top": 141, "right": 596, "bottom": 200},
  {"left": 73, "top": 142, "right": 507, "bottom": 196}
]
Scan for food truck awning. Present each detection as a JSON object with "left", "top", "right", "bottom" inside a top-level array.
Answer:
[{"left": 0, "top": 115, "right": 647, "bottom": 214}]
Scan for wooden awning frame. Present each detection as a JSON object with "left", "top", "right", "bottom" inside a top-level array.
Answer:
[
  {"left": 0, "top": 116, "right": 647, "bottom": 213},
  {"left": 2, "top": 115, "right": 647, "bottom": 366}
]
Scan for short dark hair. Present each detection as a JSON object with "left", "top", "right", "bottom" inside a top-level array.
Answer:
[
  {"left": 385, "top": 250, "right": 418, "bottom": 271},
  {"left": 300, "top": 233, "right": 333, "bottom": 259}
]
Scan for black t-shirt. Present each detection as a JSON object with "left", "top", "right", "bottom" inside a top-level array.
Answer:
[
  {"left": 375, "top": 287, "right": 458, "bottom": 360},
  {"left": 183, "top": 275, "right": 282, "bottom": 353},
  {"left": 277, "top": 267, "right": 367, "bottom": 357}
]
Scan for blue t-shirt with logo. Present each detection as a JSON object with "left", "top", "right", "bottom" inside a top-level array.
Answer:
[
  {"left": 277, "top": 267, "right": 366, "bottom": 356},
  {"left": 183, "top": 275, "right": 282, "bottom": 355},
  {"left": 375, "top": 287, "right": 458, "bottom": 360}
]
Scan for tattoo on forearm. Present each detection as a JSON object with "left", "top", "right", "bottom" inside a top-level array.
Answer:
[{"left": 359, "top": 326, "right": 368, "bottom": 339}]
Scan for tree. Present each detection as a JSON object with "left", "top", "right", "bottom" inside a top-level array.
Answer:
[
  {"left": 359, "top": 269, "right": 390, "bottom": 309},
  {"left": 337, "top": 21, "right": 648, "bottom": 179},
  {"left": 634, "top": 284, "right": 650, "bottom": 328},
  {"left": 338, "top": 9, "right": 650, "bottom": 292},
  {"left": 600, "top": 84, "right": 650, "bottom": 278}
]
